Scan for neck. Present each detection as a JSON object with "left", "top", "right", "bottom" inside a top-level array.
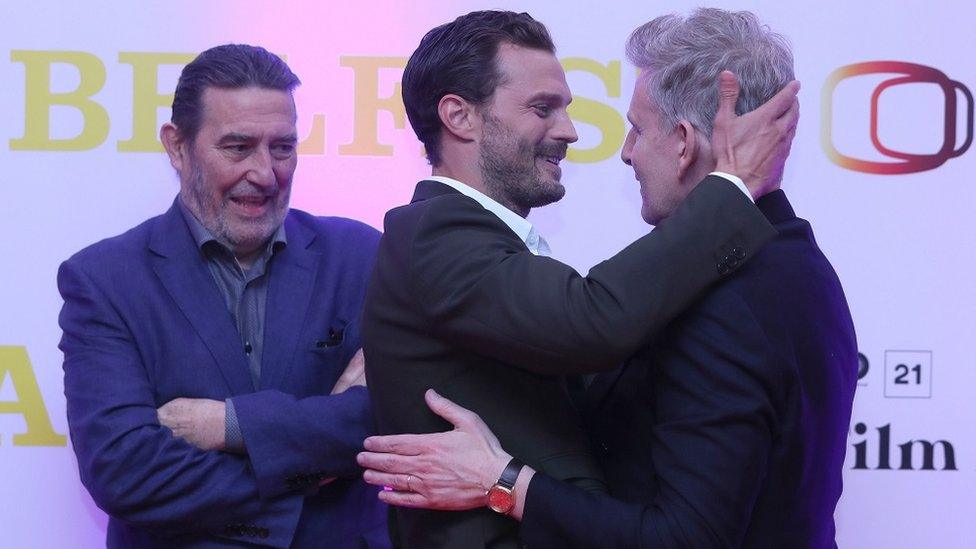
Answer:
[
  {"left": 432, "top": 162, "right": 487, "bottom": 194},
  {"left": 431, "top": 167, "right": 530, "bottom": 218}
]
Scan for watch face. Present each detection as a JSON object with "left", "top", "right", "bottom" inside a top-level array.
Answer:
[{"left": 487, "top": 485, "right": 514, "bottom": 514}]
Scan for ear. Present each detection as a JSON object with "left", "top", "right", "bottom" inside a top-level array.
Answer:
[
  {"left": 160, "top": 122, "right": 188, "bottom": 173},
  {"left": 675, "top": 119, "right": 699, "bottom": 181},
  {"left": 437, "top": 94, "right": 478, "bottom": 142}
]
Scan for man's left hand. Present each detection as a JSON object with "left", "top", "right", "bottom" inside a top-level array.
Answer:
[
  {"left": 331, "top": 348, "right": 366, "bottom": 395},
  {"left": 357, "top": 389, "right": 511, "bottom": 511},
  {"left": 158, "top": 398, "right": 226, "bottom": 451}
]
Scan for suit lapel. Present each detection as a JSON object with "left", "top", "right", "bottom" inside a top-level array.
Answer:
[
  {"left": 149, "top": 200, "right": 254, "bottom": 395},
  {"left": 259, "top": 214, "right": 319, "bottom": 390}
]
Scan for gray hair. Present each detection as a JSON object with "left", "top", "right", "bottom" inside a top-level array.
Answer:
[{"left": 626, "top": 8, "right": 794, "bottom": 136}]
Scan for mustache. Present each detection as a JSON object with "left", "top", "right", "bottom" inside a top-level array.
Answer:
[
  {"left": 535, "top": 142, "right": 568, "bottom": 159},
  {"left": 226, "top": 182, "right": 278, "bottom": 199}
]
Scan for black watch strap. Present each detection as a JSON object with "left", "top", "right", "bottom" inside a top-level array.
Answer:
[{"left": 497, "top": 457, "right": 524, "bottom": 490}]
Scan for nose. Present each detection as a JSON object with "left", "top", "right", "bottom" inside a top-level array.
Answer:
[
  {"left": 552, "top": 110, "right": 579, "bottom": 144},
  {"left": 621, "top": 128, "right": 635, "bottom": 166},
  {"left": 247, "top": 147, "right": 277, "bottom": 189}
]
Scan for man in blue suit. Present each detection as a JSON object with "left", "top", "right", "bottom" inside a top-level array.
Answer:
[
  {"left": 58, "top": 44, "right": 388, "bottom": 548},
  {"left": 358, "top": 9, "right": 857, "bottom": 548}
]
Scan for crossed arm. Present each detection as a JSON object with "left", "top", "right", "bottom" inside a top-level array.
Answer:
[
  {"left": 156, "top": 349, "right": 367, "bottom": 453},
  {"left": 59, "top": 261, "right": 373, "bottom": 547}
]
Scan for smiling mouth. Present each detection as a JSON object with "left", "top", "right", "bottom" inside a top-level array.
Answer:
[{"left": 230, "top": 196, "right": 272, "bottom": 214}]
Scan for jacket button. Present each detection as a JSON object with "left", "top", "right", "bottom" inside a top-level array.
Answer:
[
  {"left": 717, "top": 263, "right": 730, "bottom": 275},
  {"left": 733, "top": 246, "right": 746, "bottom": 259}
]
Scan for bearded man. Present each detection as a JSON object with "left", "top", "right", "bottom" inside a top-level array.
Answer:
[
  {"left": 362, "top": 10, "right": 799, "bottom": 549},
  {"left": 58, "top": 44, "right": 388, "bottom": 548}
]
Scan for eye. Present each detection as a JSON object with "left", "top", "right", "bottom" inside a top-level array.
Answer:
[
  {"left": 224, "top": 143, "right": 249, "bottom": 154},
  {"left": 272, "top": 142, "right": 297, "bottom": 158},
  {"left": 532, "top": 104, "right": 552, "bottom": 117}
]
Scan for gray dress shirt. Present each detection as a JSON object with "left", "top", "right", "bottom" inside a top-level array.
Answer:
[{"left": 178, "top": 200, "right": 286, "bottom": 453}]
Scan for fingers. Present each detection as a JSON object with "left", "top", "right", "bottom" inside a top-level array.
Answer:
[
  {"left": 362, "top": 433, "right": 428, "bottom": 454},
  {"left": 715, "top": 70, "right": 741, "bottom": 121},
  {"left": 776, "top": 97, "right": 800, "bottom": 132},
  {"left": 362, "top": 469, "right": 423, "bottom": 492},
  {"left": 425, "top": 389, "right": 481, "bottom": 429},
  {"left": 331, "top": 348, "right": 366, "bottom": 395},
  {"left": 158, "top": 398, "right": 185, "bottom": 413},
  {"left": 378, "top": 489, "right": 430, "bottom": 509},
  {"left": 358, "top": 451, "right": 421, "bottom": 479},
  {"left": 761, "top": 80, "right": 801, "bottom": 121},
  {"left": 346, "top": 349, "right": 365, "bottom": 368}
]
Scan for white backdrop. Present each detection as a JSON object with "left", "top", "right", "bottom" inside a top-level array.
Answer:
[{"left": 1, "top": 0, "right": 972, "bottom": 546}]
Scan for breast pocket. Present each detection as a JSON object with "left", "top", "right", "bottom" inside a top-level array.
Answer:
[{"left": 306, "top": 323, "right": 357, "bottom": 388}]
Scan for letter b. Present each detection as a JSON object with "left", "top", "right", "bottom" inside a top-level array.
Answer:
[{"left": 9, "top": 50, "right": 109, "bottom": 151}]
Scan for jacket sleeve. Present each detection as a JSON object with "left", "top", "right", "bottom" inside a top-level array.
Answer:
[
  {"left": 409, "top": 176, "right": 776, "bottom": 374},
  {"left": 230, "top": 385, "right": 376, "bottom": 499},
  {"left": 230, "top": 220, "right": 381, "bottom": 499},
  {"left": 59, "top": 259, "right": 302, "bottom": 548},
  {"left": 519, "top": 289, "right": 783, "bottom": 548}
]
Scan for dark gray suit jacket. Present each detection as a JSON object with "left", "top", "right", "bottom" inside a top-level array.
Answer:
[
  {"left": 519, "top": 191, "right": 858, "bottom": 548},
  {"left": 363, "top": 176, "right": 776, "bottom": 548}
]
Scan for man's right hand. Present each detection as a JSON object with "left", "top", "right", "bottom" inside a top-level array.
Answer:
[{"left": 711, "top": 70, "right": 800, "bottom": 200}]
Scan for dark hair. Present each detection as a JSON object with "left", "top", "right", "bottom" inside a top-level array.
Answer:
[
  {"left": 171, "top": 44, "right": 300, "bottom": 142},
  {"left": 402, "top": 10, "right": 555, "bottom": 166}
]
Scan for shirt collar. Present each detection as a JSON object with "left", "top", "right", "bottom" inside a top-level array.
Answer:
[
  {"left": 177, "top": 196, "right": 287, "bottom": 255},
  {"left": 427, "top": 176, "right": 548, "bottom": 255}
]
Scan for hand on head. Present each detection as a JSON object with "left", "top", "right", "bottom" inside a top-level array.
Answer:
[{"left": 712, "top": 70, "right": 800, "bottom": 200}]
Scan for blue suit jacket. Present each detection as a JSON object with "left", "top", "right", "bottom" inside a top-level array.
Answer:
[
  {"left": 519, "top": 191, "right": 858, "bottom": 548},
  {"left": 58, "top": 199, "right": 389, "bottom": 548}
]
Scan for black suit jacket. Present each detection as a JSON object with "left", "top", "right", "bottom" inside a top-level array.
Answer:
[
  {"left": 519, "top": 190, "right": 858, "bottom": 548},
  {"left": 363, "top": 177, "right": 777, "bottom": 548}
]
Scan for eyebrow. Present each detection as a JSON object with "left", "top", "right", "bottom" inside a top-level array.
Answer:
[
  {"left": 217, "top": 133, "right": 252, "bottom": 144},
  {"left": 527, "top": 92, "right": 572, "bottom": 106},
  {"left": 217, "top": 132, "right": 299, "bottom": 144}
]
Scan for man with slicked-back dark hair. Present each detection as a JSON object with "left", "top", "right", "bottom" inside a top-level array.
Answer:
[
  {"left": 59, "top": 44, "right": 389, "bottom": 548},
  {"left": 363, "top": 9, "right": 799, "bottom": 549}
]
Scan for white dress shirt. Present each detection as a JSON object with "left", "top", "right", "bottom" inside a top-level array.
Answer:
[{"left": 427, "top": 176, "right": 551, "bottom": 256}]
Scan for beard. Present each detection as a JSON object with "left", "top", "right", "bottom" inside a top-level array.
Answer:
[
  {"left": 181, "top": 157, "right": 290, "bottom": 257},
  {"left": 478, "top": 113, "right": 567, "bottom": 217}
]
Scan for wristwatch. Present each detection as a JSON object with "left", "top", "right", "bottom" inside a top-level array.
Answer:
[{"left": 486, "top": 457, "right": 524, "bottom": 515}]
